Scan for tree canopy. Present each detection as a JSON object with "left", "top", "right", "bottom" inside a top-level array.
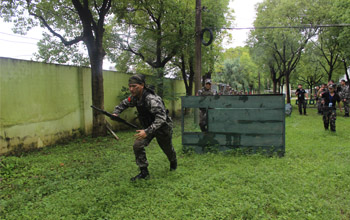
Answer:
[{"left": 247, "top": 0, "right": 350, "bottom": 98}]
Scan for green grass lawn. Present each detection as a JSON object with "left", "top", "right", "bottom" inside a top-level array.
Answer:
[{"left": 1, "top": 106, "right": 350, "bottom": 220}]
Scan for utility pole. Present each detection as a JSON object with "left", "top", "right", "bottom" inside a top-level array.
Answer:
[
  {"left": 195, "top": 0, "right": 202, "bottom": 94},
  {"left": 194, "top": 0, "right": 202, "bottom": 124}
]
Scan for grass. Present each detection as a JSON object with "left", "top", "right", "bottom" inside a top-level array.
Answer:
[{"left": 1, "top": 105, "right": 350, "bottom": 220}]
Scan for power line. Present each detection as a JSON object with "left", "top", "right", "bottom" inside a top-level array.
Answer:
[
  {"left": 0, "top": 38, "right": 38, "bottom": 45},
  {"left": 220, "top": 24, "right": 350, "bottom": 30},
  {"left": 0, "top": 31, "right": 41, "bottom": 40}
]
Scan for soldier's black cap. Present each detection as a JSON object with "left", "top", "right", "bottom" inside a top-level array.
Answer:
[{"left": 129, "top": 74, "right": 145, "bottom": 85}]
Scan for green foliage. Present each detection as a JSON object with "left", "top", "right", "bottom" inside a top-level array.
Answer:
[
  {"left": 34, "top": 33, "right": 90, "bottom": 66},
  {"left": 293, "top": 43, "right": 325, "bottom": 89},
  {"left": 117, "top": 86, "right": 130, "bottom": 101},
  {"left": 332, "top": 0, "right": 350, "bottom": 59},
  {"left": 1, "top": 107, "right": 350, "bottom": 219},
  {"left": 216, "top": 47, "right": 261, "bottom": 92},
  {"left": 0, "top": 0, "right": 103, "bottom": 65},
  {"left": 248, "top": 0, "right": 350, "bottom": 92}
]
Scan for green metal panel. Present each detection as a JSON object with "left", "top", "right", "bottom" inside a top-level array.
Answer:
[
  {"left": 181, "top": 95, "right": 285, "bottom": 156},
  {"left": 182, "top": 133, "right": 283, "bottom": 147},
  {"left": 183, "top": 145, "right": 285, "bottom": 156},
  {"left": 181, "top": 95, "right": 284, "bottom": 109},
  {"left": 207, "top": 108, "right": 283, "bottom": 134}
]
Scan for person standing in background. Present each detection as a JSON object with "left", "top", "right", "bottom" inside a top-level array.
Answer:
[
  {"left": 197, "top": 79, "right": 215, "bottom": 131},
  {"left": 339, "top": 79, "right": 350, "bottom": 117},
  {"left": 295, "top": 84, "right": 308, "bottom": 115},
  {"left": 321, "top": 84, "right": 342, "bottom": 131}
]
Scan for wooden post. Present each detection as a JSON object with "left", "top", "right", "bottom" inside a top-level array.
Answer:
[{"left": 194, "top": 0, "right": 202, "bottom": 124}]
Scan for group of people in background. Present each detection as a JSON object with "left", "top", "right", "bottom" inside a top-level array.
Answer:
[
  {"left": 218, "top": 87, "right": 247, "bottom": 95},
  {"left": 198, "top": 78, "right": 349, "bottom": 133},
  {"left": 300, "top": 79, "right": 350, "bottom": 132}
]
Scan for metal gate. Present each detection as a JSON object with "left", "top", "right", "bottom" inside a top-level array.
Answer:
[{"left": 181, "top": 95, "right": 285, "bottom": 156}]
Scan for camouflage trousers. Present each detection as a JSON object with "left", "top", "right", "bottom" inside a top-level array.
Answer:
[
  {"left": 323, "top": 107, "right": 337, "bottom": 131},
  {"left": 133, "top": 124, "right": 176, "bottom": 168},
  {"left": 199, "top": 110, "right": 208, "bottom": 132},
  {"left": 343, "top": 99, "right": 349, "bottom": 115}
]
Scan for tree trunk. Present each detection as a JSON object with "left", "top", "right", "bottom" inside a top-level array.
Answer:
[
  {"left": 90, "top": 50, "right": 107, "bottom": 137},
  {"left": 156, "top": 68, "right": 164, "bottom": 98},
  {"left": 272, "top": 80, "right": 277, "bottom": 94},
  {"left": 343, "top": 60, "right": 350, "bottom": 82},
  {"left": 286, "top": 72, "right": 291, "bottom": 104},
  {"left": 188, "top": 57, "right": 195, "bottom": 96},
  {"left": 328, "top": 67, "right": 333, "bottom": 82},
  {"left": 194, "top": 0, "right": 202, "bottom": 95}
]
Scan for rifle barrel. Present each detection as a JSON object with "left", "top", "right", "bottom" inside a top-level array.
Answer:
[{"left": 90, "top": 105, "right": 138, "bottom": 129}]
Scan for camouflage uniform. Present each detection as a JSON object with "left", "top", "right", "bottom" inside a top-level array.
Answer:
[
  {"left": 317, "top": 87, "right": 328, "bottom": 114},
  {"left": 340, "top": 84, "right": 350, "bottom": 116},
  {"left": 321, "top": 91, "right": 341, "bottom": 131},
  {"left": 198, "top": 87, "right": 215, "bottom": 131},
  {"left": 315, "top": 88, "right": 322, "bottom": 114},
  {"left": 114, "top": 88, "right": 176, "bottom": 169}
]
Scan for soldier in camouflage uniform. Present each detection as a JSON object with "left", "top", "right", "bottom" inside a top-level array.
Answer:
[
  {"left": 113, "top": 74, "right": 177, "bottom": 181},
  {"left": 197, "top": 79, "right": 215, "bottom": 131},
  {"left": 315, "top": 85, "right": 322, "bottom": 114},
  {"left": 340, "top": 79, "right": 350, "bottom": 117},
  {"left": 317, "top": 84, "right": 328, "bottom": 114},
  {"left": 320, "top": 84, "right": 342, "bottom": 132}
]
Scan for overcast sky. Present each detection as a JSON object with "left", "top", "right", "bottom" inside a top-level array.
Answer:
[
  {"left": 0, "top": 0, "right": 263, "bottom": 69},
  {"left": 226, "top": 0, "right": 263, "bottom": 47}
]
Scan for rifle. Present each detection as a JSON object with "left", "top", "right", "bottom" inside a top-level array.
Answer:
[{"left": 91, "top": 105, "right": 138, "bottom": 129}]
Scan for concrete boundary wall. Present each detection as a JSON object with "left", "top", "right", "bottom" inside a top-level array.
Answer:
[{"left": 0, "top": 58, "right": 186, "bottom": 155}]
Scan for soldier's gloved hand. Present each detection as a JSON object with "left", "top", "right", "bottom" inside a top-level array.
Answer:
[{"left": 135, "top": 130, "right": 147, "bottom": 140}]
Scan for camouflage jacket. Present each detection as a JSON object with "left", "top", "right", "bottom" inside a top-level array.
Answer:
[
  {"left": 340, "top": 85, "right": 350, "bottom": 99},
  {"left": 113, "top": 89, "right": 171, "bottom": 136},
  {"left": 198, "top": 87, "right": 216, "bottom": 96}
]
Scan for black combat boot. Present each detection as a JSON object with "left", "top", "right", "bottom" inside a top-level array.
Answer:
[
  {"left": 130, "top": 167, "right": 149, "bottom": 181},
  {"left": 170, "top": 160, "right": 177, "bottom": 171},
  {"left": 345, "top": 113, "right": 349, "bottom": 117}
]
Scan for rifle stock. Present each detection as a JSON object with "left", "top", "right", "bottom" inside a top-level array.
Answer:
[{"left": 91, "top": 105, "right": 138, "bottom": 129}]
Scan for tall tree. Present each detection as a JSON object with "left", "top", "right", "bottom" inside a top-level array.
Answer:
[
  {"left": 309, "top": 0, "right": 342, "bottom": 82},
  {"left": 218, "top": 47, "right": 260, "bottom": 93},
  {"left": 295, "top": 44, "right": 325, "bottom": 94},
  {"left": 249, "top": 0, "right": 318, "bottom": 103},
  {"left": 313, "top": 35, "right": 341, "bottom": 82},
  {"left": 115, "top": 0, "right": 231, "bottom": 97},
  {"left": 115, "top": 0, "right": 182, "bottom": 98},
  {"left": 0, "top": 0, "right": 115, "bottom": 137},
  {"left": 332, "top": 0, "right": 350, "bottom": 81}
]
